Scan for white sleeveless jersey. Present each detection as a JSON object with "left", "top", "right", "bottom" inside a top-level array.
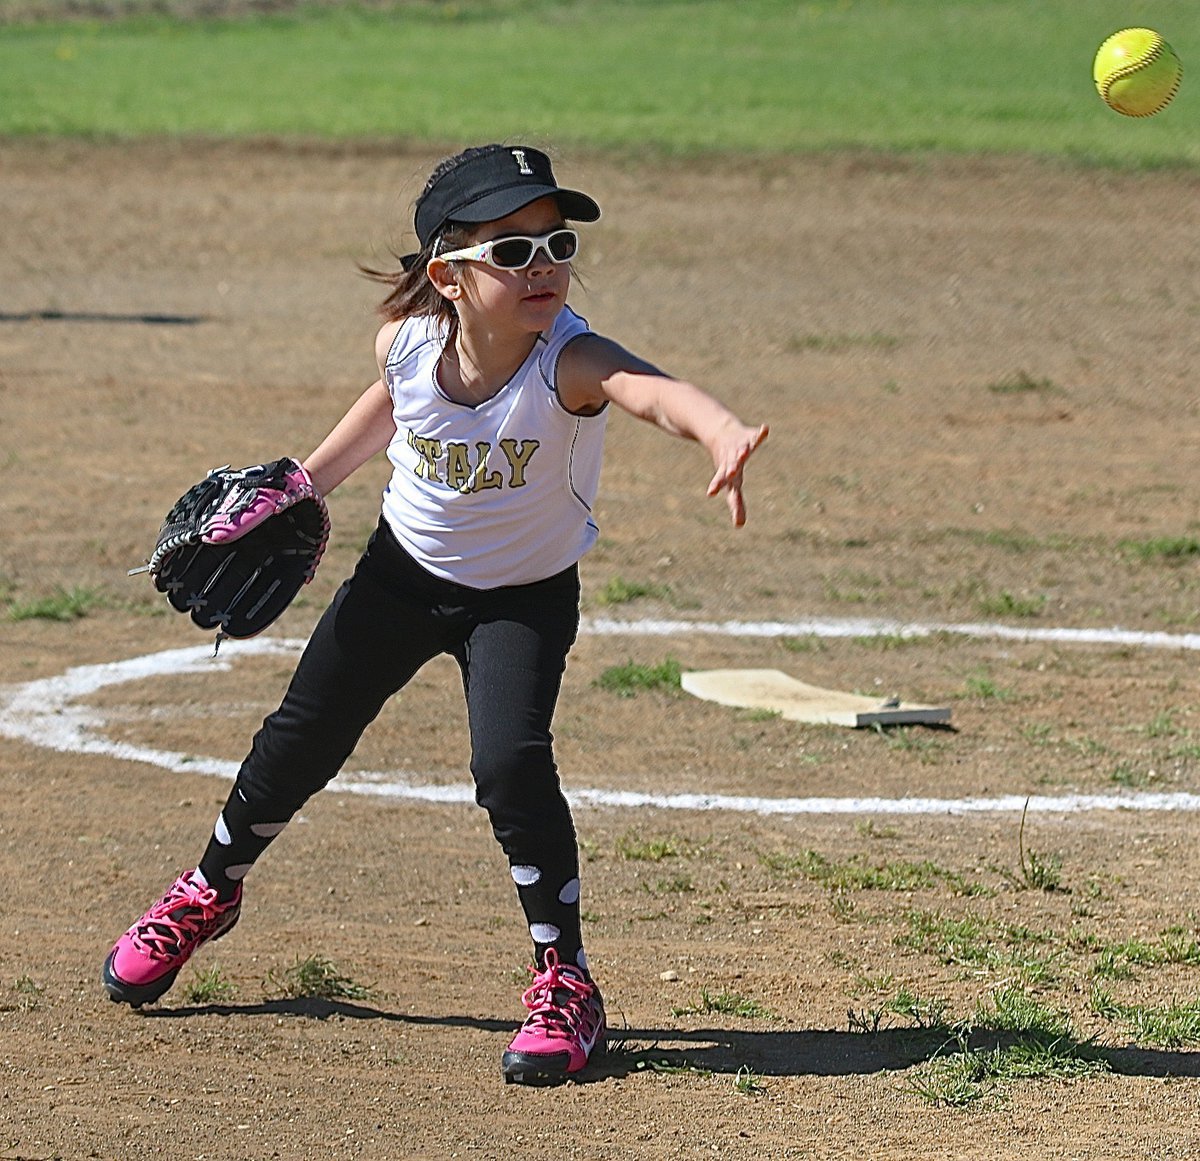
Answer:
[{"left": 380, "top": 305, "right": 608, "bottom": 589}]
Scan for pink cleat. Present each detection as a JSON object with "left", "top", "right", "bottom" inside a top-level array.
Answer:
[
  {"left": 102, "top": 870, "right": 241, "bottom": 1007},
  {"left": 501, "top": 949, "right": 606, "bottom": 1085}
]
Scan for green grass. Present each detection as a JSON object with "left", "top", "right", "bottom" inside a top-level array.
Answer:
[
  {"left": 897, "top": 910, "right": 1062, "bottom": 985},
  {"left": 785, "top": 331, "right": 902, "bottom": 354},
  {"left": 1091, "top": 989, "right": 1200, "bottom": 1047},
  {"left": 265, "top": 954, "right": 371, "bottom": 1001},
  {"left": 7, "top": 585, "right": 105, "bottom": 621},
  {"left": 1119, "top": 536, "right": 1200, "bottom": 563},
  {"left": 616, "top": 830, "right": 695, "bottom": 861},
  {"left": 181, "top": 965, "right": 237, "bottom": 1004},
  {"left": 975, "top": 589, "right": 1047, "bottom": 618},
  {"left": 672, "top": 987, "right": 775, "bottom": 1021},
  {"left": 852, "top": 984, "right": 1107, "bottom": 1105},
  {"left": 594, "top": 576, "right": 674, "bottom": 607},
  {"left": 763, "top": 848, "right": 985, "bottom": 896},
  {"left": 595, "top": 657, "right": 682, "bottom": 697},
  {"left": 985, "top": 370, "right": 1064, "bottom": 396},
  {"left": 3, "top": 0, "right": 1200, "bottom": 166}
]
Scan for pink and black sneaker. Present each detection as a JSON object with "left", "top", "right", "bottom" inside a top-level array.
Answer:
[
  {"left": 501, "top": 949, "right": 606, "bottom": 1085},
  {"left": 102, "top": 869, "right": 241, "bottom": 1008}
]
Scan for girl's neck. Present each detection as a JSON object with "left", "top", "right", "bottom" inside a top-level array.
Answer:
[{"left": 440, "top": 319, "right": 539, "bottom": 406}]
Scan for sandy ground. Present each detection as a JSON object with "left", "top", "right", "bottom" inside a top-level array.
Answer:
[{"left": 3, "top": 139, "right": 1200, "bottom": 1158}]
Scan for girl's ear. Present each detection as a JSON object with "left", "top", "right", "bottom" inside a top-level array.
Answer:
[{"left": 427, "top": 257, "right": 463, "bottom": 301}]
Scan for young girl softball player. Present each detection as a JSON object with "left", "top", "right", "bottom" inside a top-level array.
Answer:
[{"left": 102, "top": 143, "right": 768, "bottom": 1084}]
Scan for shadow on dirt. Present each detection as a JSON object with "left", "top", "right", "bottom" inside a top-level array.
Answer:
[
  {"left": 0, "top": 309, "right": 206, "bottom": 324},
  {"left": 139, "top": 997, "right": 1200, "bottom": 1081}
]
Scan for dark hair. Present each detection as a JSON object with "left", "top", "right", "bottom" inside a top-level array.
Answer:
[{"left": 359, "top": 146, "right": 502, "bottom": 325}]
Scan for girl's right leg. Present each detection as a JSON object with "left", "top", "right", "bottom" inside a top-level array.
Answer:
[{"left": 102, "top": 528, "right": 447, "bottom": 1007}]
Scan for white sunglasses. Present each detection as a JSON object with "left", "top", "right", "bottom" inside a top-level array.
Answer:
[{"left": 435, "top": 228, "right": 579, "bottom": 271}]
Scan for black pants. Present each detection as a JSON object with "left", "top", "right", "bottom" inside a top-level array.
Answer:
[{"left": 200, "top": 518, "right": 588, "bottom": 970}]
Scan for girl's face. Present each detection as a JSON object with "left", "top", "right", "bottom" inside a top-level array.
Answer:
[{"left": 443, "top": 196, "right": 572, "bottom": 333}]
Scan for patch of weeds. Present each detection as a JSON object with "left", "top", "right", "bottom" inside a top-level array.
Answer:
[
  {"left": 1119, "top": 536, "right": 1200, "bottom": 564},
  {"left": 780, "top": 635, "right": 823, "bottom": 653},
  {"left": 850, "top": 971, "right": 897, "bottom": 998},
  {"left": 1158, "top": 926, "right": 1200, "bottom": 965},
  {"left": 1090, "top": 929, "right": 1200, "bottom": 979},
  {"left": 1015, "top": 800, "right": 1067, "bottom": 894},
  {"left": 1, "top": 974, "right": 44, "bottom": 1011},
  {"left": 266, "top": 954, "right": 371, "bottom": 1001},
  {"left": 855, "top": 819, "right": 899, "bottom": 841},
  {"left": 1019, "top": 723, "right": 1055, "bottom": 747},
  {"left": 786, "top": 331, "right": 901, "bottom": 354},
  {"left": 732, "top": 1065, "right": 767, "bottom": 1095},
  {"left": 962, "top": 673, "right": 1015, "bottom": 700},
  {"left": 823, "top": 567, "right": 883, "bottom": 604},
  {"left": 1092, "top": 991, "right": 1200, "bottom": 1048},
  {"left": 905, "top": 986, "right": 1105, "bottom": 1106},
  {"left": 672, "top": 988, "right": 775, "bottom": 1020},
  {"left": 1144, "top": 708, "right": 1184, "bottom": 738},
  {"left": 595, "top": 658, "right": 682, "bottom": 697},
  {"left": 762, "top": 849, "right": 986, "bottom": 897},
  {"left": 181, "top": 965, "right": 236, "bottom": 1004},
  {"left": 7, "top": 585, "right": 105, "bottom": 622},
  {"left": 874, "top": 725, "right": 949, "bottom": 763},
  {"left": 617, "top": 1046, "right": 713, "bottom": 1078},
  {"left": 645, "top": 874, "right": 695, "bottom": 896},
  {"left": 910, "top": 1032, "right": 1104, "bottom": 1106},
  {"left": 896, "top": 911, "right": 1061, "bottom": 985},
  {"left": 853, "top": 632, "right": 922, "bottom": 651},
  {"left": 1110, "top": 763, "right": 1150, "bottom": 789},
  {"left": 594, "top": 576, "right": 674, "bottom": 606},
  {"left": 850, "top": 984, "right": 952, "bottom": 1036},
  {"left": 985, "top": 370, "right": 1063, "bottom": 396},
  {"left": 617, "top": 832, "right": 685, "bottom": 861},
  {"left": 976, "top": 590, "right": 1046, "bottom": 618}
]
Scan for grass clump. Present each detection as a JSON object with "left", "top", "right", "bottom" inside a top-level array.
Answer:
[
  {"left": 986, "top": 371, "right": 1063, "bottom": 396},
  {"left": 854, "top": 984, "right": 1106, "bottom": 1106},
  {"left": 7, "top": 585, "right": 104, "bottom": 622},
  {"left": 672, "top": 987, "right": 774, "bottom": 1021},
  {"left": 1119, "top": 536, "right": 1200, "bottom": 564},
  {"left": 596, "top": 657, "right": 682, "bottom": 697},
  {"left": 897, "top": 911, "right": 1061, "bottom": 986},
  {"left": 266, "top": 954, "right": 371, "bottom": 1001},
  {"left": 763, "top": 849, "right": 985, "bottom": 897},
  {"left": 732, "top": 1065, "right": 767, "bottom": 1095},
  {"left": 1091, "top": 989, "right": 1200, "bottom": 1048},
  {"left": 594, "top": 576, "right": 674, "bottom": 606},
  {"left": 785, "top": 331, "right": 901, "bottom": 354},
  {"left": 975, "top": 589, "right": 1046, "bottom": 618},
  {"left": 1, "top": 975, "right": 44, "bottom": 1012},
  {"left": 181, "top": 965, "right": 237, "bottom": 1004}
]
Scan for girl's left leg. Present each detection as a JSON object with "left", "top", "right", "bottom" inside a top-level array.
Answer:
[
  {"left": 455, "top": 567, "right": 606, "bottom": 1083},
  {"left": 458, "top": 571, "right": 585, "bottom": 974}
]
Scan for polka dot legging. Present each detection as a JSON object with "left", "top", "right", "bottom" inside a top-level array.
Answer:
[{"left": 198, "top": 519, "right": 589, "bottom": 973}]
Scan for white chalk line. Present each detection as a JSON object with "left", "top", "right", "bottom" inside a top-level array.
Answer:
[{"left": 3, "top": 616, "right": 1200, "bottom": 818}]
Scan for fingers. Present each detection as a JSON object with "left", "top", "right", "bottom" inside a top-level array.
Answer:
[
  {"left": 726, "top": 478, "right": 747, "bottom": 526},
  {"left": 706, "top": 423, "right": 768, "bottom": 524}
]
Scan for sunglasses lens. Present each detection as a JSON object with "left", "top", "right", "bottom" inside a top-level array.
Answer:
[
  {"left": 489, "top": 238, "right": 535, "bottom": 269},
  {"left": 548, "top": 230, "right": 578, "bottom": 262}
]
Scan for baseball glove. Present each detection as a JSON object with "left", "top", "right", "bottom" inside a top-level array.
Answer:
[{"left": 139, "top": 458, "right": 330, "bottom": 642}]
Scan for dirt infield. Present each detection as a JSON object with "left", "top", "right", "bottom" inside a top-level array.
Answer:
[{"left": 4, "top": 139, "right": 1200, "bottom": 1158}]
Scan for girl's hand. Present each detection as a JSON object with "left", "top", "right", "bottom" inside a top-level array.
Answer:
[{"left": 706, "top": 422, "right": 769, "bottom": 527}]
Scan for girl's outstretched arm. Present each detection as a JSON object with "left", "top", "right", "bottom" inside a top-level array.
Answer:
[
  {"left": 558, "top": 334, "right": 768, "bottom": 526},
  {"left": 302, "top": 378, "right": 397, "bottom": 497},
  {"left": 302, "top": 322, "right": 402, "bottom": 495}
]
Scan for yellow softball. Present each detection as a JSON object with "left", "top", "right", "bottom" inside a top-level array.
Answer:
[{"left": 1093, "top": 28, "right": 1182, "bottom": 117}]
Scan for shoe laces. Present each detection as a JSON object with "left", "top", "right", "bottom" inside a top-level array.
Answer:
[
  {"left": 519, "top": 949, "right": 601, "bottom": 1041},
  {"left": 131, "top": 875, "right": 227, "bottom": 960}
]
